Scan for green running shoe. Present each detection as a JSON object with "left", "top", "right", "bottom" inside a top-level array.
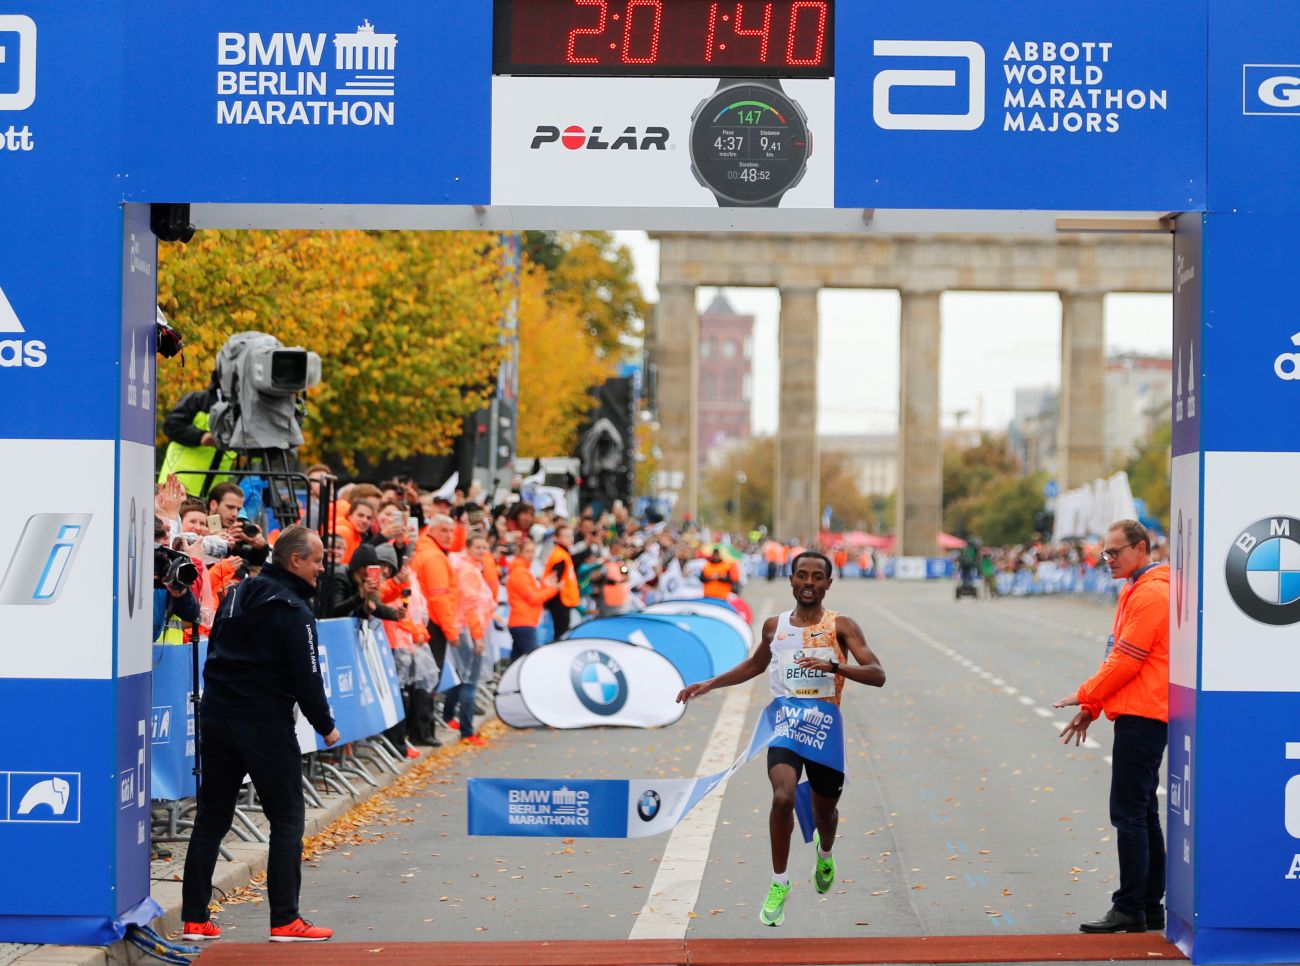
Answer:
[
  {"left": 760, "top": 880, "right": 791, "bottom": 926},
  {"left": 813, "top": 830, "right": 836, "bottom": 894}
]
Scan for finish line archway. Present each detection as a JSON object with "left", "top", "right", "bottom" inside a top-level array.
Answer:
[{"left": 0, "top": 2, "right": 1295, "bottom": 962}]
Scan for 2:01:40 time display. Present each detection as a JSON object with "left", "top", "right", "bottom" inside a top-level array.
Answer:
[{"left": 495, "top": 0, "right": 833, "bottom": 78}]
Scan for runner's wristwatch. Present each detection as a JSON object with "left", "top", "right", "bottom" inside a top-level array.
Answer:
[
  {"left": 829, "top": 658, "right": 840, "bottom": 675},
  {"left": 689, "top": 78, "right": 812, "bottom": 208}
]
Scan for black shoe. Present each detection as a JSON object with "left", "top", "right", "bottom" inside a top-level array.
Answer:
[
  {"left": 1146, "top": 907, "right": 1165, "bottom": 930},
  {"left": 1080, "top": 908, "right": 1147, "bottom": 934}
]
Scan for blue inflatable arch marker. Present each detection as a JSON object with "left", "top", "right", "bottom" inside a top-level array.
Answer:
[{"left": 565, "top": 615, "right": 714, "bottom": 684}]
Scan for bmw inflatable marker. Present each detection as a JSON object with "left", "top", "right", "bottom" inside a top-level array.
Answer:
[
  {"left": 637, "top": 612, "right": 749, "bottom": 670},
  {"left": 493, "top": 658, "right": 543, "bottom": 730},
  {"left": 564, "top": 615, "right": 715, "bottom": 683},
  {"left": 1, "top": 0, "right": 1300, "bottom": 959},
  {"left": 513, "top": 640, "right": 686, "bottom": 730},
  {"left": 645, "top": 599, "right": 754, "bottom": 651}
]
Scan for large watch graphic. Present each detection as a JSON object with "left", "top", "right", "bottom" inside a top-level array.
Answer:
[{"left": 689, "top": 78, "right": 812, "bottom": 208}]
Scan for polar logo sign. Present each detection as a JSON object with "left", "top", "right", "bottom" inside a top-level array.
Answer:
[
  {"left": 1275, "top": 333, "right": 1300, "bottom": 381},
  {"left": 1226, "top": 517, "right": 1300, "bottom": 626},
  {"left": 1244, "top": 65, "right": 1300, "bottom": 115},
  {"left": 569, "top": 649, "right": 629, "bottom": 715},
  {"left": 530, "top": 125, "right": 669, "bottom": 150},
  {"left": 0, "top": 282, "right": 45, "bottom": 368},
  {"left": 872, "top": 40, "right": 985, "bottom": 131}
]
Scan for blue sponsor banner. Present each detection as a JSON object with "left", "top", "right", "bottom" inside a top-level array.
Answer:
[
  {"left": 0, "top": 679, "right": 117, "bottom": 940},
  {"left": 1200, "top": 213, "right": 1300, "bottom": 452},
  {"left": 1208, "top": 0, "right": 1300, "bottom": 212},
  {"left": 309, "top": 619, "right": 402, "bottom": 749},
  {"left": 1166, "top": 683, "right": 1197, "bottom": 940},
  {"left": 113, "top": 672, "right": 152, "bottom": 915},
  {"left": 469, "top": 697, "right": 845, "bottom": 839},
  {"left": 834, "top": 0, "right": 1206, "bottom": 211},
  {"left": 1195, "top": 692, "right": 1300, "bottom": 927},
  {"left": 1172, "top": 216, "right": 1202, "bottom": 458},
  {"left": 149, "top": 643, "right": 203, "bottom": 803},
  {"left": 122, "top": 1, "right": 491, "bottom": 205}
]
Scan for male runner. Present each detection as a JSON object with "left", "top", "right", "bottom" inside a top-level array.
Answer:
[{"left": 676, "top": 550, "right": 885, "bottom": 927}]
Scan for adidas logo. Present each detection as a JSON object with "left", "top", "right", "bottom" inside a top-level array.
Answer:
[{"left": 0, "top": 282, "right": 46, "bottom": 368}]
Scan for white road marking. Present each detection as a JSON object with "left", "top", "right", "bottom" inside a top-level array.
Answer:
[
  {"left": 863, "top": 599, "right": 1111, "bottom": 756},
  {"left": 629, "top": 680, "right": 754, "bottom": 940}
]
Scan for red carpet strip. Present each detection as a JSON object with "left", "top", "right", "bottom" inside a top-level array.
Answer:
[{"left": 196, "top": 932, "right": 1185, "bottom": 965}]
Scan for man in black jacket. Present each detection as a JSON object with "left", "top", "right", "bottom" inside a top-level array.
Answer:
[{"left": 180, "top": 525, "right": 340, "bottom": 944}]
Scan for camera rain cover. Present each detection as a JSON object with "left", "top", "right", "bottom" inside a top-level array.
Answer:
[{"left": 208, "top": 331, "right": 321, "bottom": 451}]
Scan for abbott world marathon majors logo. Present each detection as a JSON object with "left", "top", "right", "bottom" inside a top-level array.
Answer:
[
  {"left": 570, "top": 649, "right": 629, "bottom": 716},
  {"left": 872, "top": 38, "right": 1169, "bottom": 135},
  {"left": 216, "top": 20, "right": 397, "bottom": 127},
  {"left": 1226, "top": 517, "right": 1300, "bottom": 626}
]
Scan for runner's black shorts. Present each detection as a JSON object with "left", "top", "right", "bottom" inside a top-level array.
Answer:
[{"left": 767, "top": 747, "right": 844, "bottom": 798}]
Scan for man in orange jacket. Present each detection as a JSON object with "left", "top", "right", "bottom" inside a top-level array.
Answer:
[
  {"left": 1056, "top": 519, "right": 1169, "bottom": 935},
  {"left": 543, "top": 524, "right": 580, "bottom": 638},
  {"left": 702, "top": 546, "right": 741, "bottom": 599},
  {"left": 408, "top": 514, "right": 460, "bottom": 746}
]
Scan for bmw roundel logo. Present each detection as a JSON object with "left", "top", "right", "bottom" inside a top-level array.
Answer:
[
  {"left": 637, "top": 789, "right": 661, "bottom": 822},
  {"left": 1225, "top": 516, "right": 1300, "bottom": 626},
  {"left": 570, "top": 650, "right": 629, "bottom": 716}
]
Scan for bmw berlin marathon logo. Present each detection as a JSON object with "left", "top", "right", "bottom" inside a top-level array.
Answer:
[
  {"left": 570, "top": 650, "right": 629, "bottom": 716},
  {"left": 637, "top": 789, "right": 661, "bottom": 823},
  {"left": 1226, "top": 517, "right": 1300, "bottom": 625}
]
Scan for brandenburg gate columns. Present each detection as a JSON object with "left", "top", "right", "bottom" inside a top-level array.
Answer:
[
  {"left": 654, "top": 282, "right": 700, "bottom": 521},
  {"left": 1057, "top": 291, "right": 1107, "bottom": 489},
  {"left": 775, "top": 286, "right": 821, "bottom": 543},
  {"left": 897, "top": 289, "right": 943, "bottom": 556}
]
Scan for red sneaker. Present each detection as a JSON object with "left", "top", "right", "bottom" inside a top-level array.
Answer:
[
  {"left": 404, "top": 747, "right": 421, "bottom": 759},
  {"left": 445, "top": 719, "right": 461, "bottom": 731},
  {"left": 269, "top": 918, "right": 333, "bottom": 943},
  {"left": 462, "top": 735, "right": 487, "bottom": 747},
  {"left": 181, "top": 920, "right": 221, "bottom": 941}
]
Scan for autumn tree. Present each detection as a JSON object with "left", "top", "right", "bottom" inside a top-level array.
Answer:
[
  {"left": 1122, "top": 420, "right": 1171, "bottom": 531},
  {"left": 157, "top": 230, "right": 511, "bottom": 470},
  {"left": 522, "top": 230, "right": 648, "bottom": 356},
  {"left": 516, "top": 260, "right": 612, "bottom": 457}
]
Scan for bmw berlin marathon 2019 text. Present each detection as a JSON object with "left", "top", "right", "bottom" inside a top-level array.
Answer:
[{"left": 4, "top": 0, "right": 1300, "bottom": 964}]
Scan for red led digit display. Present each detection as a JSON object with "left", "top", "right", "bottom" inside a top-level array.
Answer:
[{"left": 494, "top": 0, "right": 833, "bottom": 77}]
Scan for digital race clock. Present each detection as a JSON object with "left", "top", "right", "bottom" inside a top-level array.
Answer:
[
  {"left": 689, "top": 79, "right": 811, "bottom": 206},
  {"left": 494, "top": 0, "right": 832, "bottom": 77}
]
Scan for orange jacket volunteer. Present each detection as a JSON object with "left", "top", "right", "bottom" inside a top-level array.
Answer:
[{"left": 1077, "top": 564, "right": 1170, "bottom": 722}]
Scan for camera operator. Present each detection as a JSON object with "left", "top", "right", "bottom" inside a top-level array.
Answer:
[
  {"left": 180, "top": 525, "right": 340, "bottom": 944},
  {"left": 153, "top": 516, "right": 201, "bottom": 643}
]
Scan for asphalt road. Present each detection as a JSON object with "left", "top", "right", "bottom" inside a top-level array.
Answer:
[{"left": 207, "top": 579, "right": 1145, "bottom": 948}]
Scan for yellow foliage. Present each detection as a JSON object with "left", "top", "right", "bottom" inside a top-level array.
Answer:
[
  {"left": 516, "top": 260, "right": 612, "bottom": 457},
  {"left": 157, "top": 231, "right": 511, "bottom": 470}
]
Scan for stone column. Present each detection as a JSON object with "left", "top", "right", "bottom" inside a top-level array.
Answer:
[
  {"left": 775, "top": 286, "right": 820, "bottom": 543},
  {"left": 897, "top": 289, "right": 943, "bottom": 557},
  {"left": 1057, "top": 291, "right": 1106, "bottom": 490},
  {"left": 654, "top": 282, "right": 699, "bottom": 521}
]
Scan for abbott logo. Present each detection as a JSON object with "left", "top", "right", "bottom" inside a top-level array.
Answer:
[
  {"left": 873, "top": 40, "right": 985, "bottom": 131},
  {"left": 0, "top": 15, "right": 36, "bottom": 111},
  {"left": 1244, "top": 65, "right": 1300, "bottom": 115}
]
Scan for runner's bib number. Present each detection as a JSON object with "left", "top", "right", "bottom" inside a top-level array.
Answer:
[{"left": 780, "top": 647, "right": 836, "bottom": 698}]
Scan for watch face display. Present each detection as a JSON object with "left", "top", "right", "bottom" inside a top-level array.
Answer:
[{"left": 690, "top": 83, "right": 810, "bottom": 205}]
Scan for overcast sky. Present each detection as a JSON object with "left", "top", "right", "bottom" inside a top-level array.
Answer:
[{"left": 613, "top": 231, "right": 1172, "bottom": 437}]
